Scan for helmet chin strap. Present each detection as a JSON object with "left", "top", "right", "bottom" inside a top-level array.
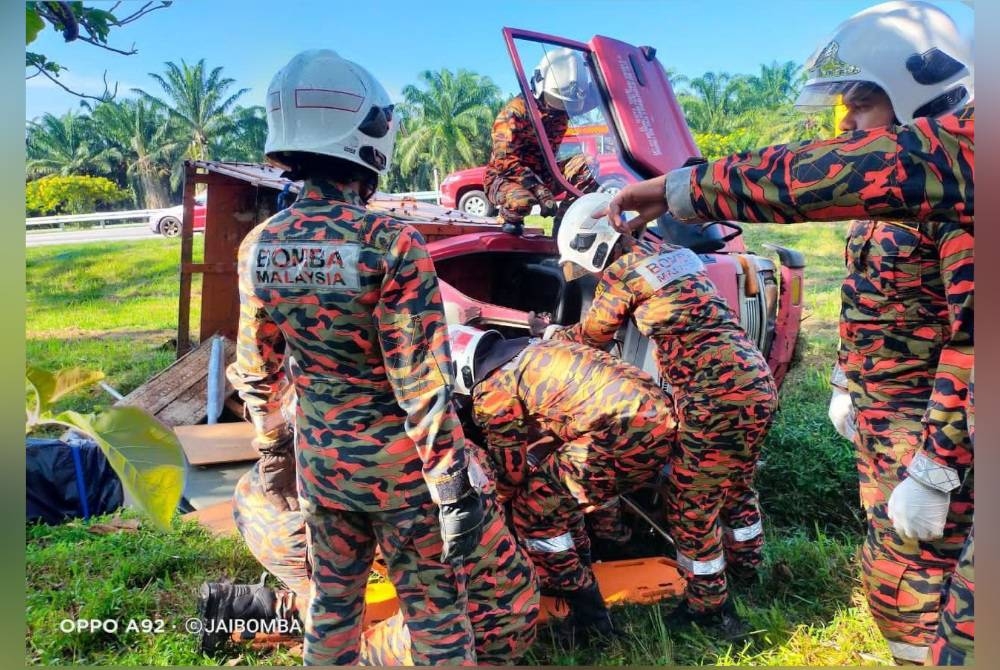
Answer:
[{"left": 358, "top": 175, "right": 378, "bottom": 205}]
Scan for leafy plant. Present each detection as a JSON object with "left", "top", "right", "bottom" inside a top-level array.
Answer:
[
  {"left": 25, "top": 366, "right": 186, "bottom": 530},
  {"left": 25, "top": 174, "right": 130, "bottom": 215}
]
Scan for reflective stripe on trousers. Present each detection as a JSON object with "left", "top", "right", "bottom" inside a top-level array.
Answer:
[
  {"left": 723, "top": 519, "right": 763, "bottom": 542},
  {"left": 524, "top": 532, "right": 574, "bottom": 553},
  {"left": 887, "top": 639, "right": 930, "bottom": 663},
  {"left": 675, "top": 551, "right": 726, "bottom": 576}
]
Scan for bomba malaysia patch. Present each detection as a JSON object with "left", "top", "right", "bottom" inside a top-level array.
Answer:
[
  {"left": 635, "top": 248, "right": 704, "bottom": 290},
  {"left": 250, "top": 242, "right": 361, "bottom": 290}
]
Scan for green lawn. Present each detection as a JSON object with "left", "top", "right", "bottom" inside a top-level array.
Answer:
[{"left": 25, "top": 222, "right": 891, "bottom": 666}]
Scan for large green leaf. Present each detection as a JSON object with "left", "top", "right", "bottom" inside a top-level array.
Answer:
[
  {"left": 26, "top": 366, "right": 105, "bottom": 416},
  {"left": 53, "top": 407, "right": 187, "bottom": 530},
  {"left": 26, "top": 7, "right": 44, "bottom": 45}
]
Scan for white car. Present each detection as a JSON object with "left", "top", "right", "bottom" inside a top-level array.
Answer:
[{"left": 149, "top": 198, "right": 206, "bottom": 237}]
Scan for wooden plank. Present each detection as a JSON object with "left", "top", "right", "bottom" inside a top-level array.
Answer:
[
  {"left": 116, "top": 336, "right": 236, "bottom": 426},
  {"left": 174, "top": 422, "right": 258, "bottom": 466},
  {"left": 181, "top": 500, "right": 237, "bottom": 537}
]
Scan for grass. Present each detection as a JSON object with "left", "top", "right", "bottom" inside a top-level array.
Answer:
[
  {"left": 25, "top": 221, "right": 886, "bottom": 666},
  {"left": 26, "top": 237, "right": 204, "bottom": 413}
]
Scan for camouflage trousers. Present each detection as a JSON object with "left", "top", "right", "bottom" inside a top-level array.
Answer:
[
  {"left": 845, "top": 358, "right": 974, "bottom": 663},
  {"left": 506, "top": 422, "right": 674, "bottom": 595},
  {"left": 233, "top": 465, "right": 539, "bottom": 665},
  {"left": 930, "top": 525, "right": 974, "bottom": 666},
  {"left": 486, "top": 154, "right": 598, "bottom": 225},
  {"left": 665, "top": 384, "right": 776, "bottom": 612}
]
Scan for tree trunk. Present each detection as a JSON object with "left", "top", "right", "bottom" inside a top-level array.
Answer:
[{"left": 140, "top": 169, "right": 171, "bottom": 208}]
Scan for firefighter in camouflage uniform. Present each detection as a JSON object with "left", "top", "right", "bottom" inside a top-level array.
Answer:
[
  {"left": 222, "top": 49, "right": 486, "bottom": 666},
  {"left": 448, "top": 326, "right": 678, "bottom": 642},
  {"left": 545, "top": 192, "right": 776, "bottom": 632},
  {"left": 603, "top": 3, "right": 974, "bottom": 663},
  {"left": 484, "top": 47, "right": 599, "bottom": 235},
  {"left": 197, "top": 442, "right": 540, "bottom": 665}
]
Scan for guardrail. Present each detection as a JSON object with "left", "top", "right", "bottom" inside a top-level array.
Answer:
[
  {"left": 26, "top": 208, "right": 163, "bottom": 230},
  {"left": 26, "top": 190, "right": 441, "bottom": 231},
  {"left": 387, "top": 190, "right": 439, "bottom": 203}
]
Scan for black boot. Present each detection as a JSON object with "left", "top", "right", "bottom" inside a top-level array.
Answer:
[
  {"left": 197, "top": 574, "right": 277, "bottom": 655},
  {"left": 563, "top": 582, "right": 615, "bottom": 644},
  {"left": 501, "top": 220, "right": 524, "bottom": 235}
]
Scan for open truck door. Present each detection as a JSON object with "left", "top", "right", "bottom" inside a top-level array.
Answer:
[{"left": 501, "top": 28, "right": 805, "bottom": 386}]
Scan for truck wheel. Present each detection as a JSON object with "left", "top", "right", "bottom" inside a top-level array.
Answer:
[
  {"left": 458, "top": 190, "right": 496, "bottom": 217},
  {"left": 159, "top": 216, "right": 181, "bottom": 238}
]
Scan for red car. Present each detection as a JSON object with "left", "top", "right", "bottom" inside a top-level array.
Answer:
[
  {"left": 149, "top": 196, "right": 207, "bottom": 237},
  {"left": 439, "top": 124, "right": 636, "bottom": 217}
]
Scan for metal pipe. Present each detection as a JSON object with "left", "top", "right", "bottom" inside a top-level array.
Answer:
[
  {"left": 621, "top": 494, "right": 675, "bottom": 547},
  {"left": 206, "top": 335, "right": 225, "bottom": 424}
]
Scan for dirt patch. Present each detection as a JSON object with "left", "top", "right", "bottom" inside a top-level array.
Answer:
[{"left": 29, "top": 327, "right": 175, "bottom": 346}]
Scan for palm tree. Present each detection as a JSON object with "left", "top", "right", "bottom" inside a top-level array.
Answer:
[
  {"left": 134, "top": 59, "right": 248, "bottom": 161},
  {"left": 87, "top": 100, "right": 185, "bottom": 208},
  {"left": 214, "top": 105, "right": 268, "bottom": 163},
  {"left": 677, "top": 72, "right": 750, "bottom": 134},
  {"left": 742, "top": 60, "right": 803, "bottom": 110},
  {"left": 26, "top": 111, "right": 111, "bottom": 178},
  {"left": 394, "top": 69, "right": 502, "bottom": 185}
]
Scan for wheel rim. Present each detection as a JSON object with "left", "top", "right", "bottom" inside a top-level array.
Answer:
[
  {"left": 464, "top": 196, "right": 489, "bottom": 216},
  {"left": 162, "top": 219, "right": 180, "bottom": 236}
]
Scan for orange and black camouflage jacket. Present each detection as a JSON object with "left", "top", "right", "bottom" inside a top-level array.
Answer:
[
  {"left": 662, "top": 106, "right": 974, "bottom": 472},
  {"left": 471, "top": 339, "right": 674, "bottom": 504},
  {"left": 227, "top": 178, "right": 469, "bottom": 511},
  {"left": 839, "top": 218, "right": 973, "bottom": 474},
  {"left": 665, "top": 105, "right": 974, "bottom": 226},
  {"left": 553, "top": 239, "right": 773, "bottom": 406},
  {"left": 484, "top": 95, "right": 570, "bottom": 200}
]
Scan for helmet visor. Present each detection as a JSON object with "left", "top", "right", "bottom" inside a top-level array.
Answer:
[
  {"left": 794, "top": 80, "right": 883, "bottom": 112},
  {"left": 358, "top": 104, "right": 395, "bottom": 139}
]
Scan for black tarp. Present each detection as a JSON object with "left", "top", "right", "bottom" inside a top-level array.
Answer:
[{"left": 27, "top": 437, "right": 123, "bottom": 525}]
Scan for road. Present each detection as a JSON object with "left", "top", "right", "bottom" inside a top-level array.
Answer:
[{"left": 26, "top": 224, "right": 162, "bottom": 247}]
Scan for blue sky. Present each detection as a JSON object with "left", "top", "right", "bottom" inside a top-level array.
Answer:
[{"left": 25, "top": 0, "right": 974, "bottom": 121}]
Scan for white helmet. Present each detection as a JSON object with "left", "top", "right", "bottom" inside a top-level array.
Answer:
[
  {"left": 795, "top": 1, "right": 972, "bottom": 124},
  {"left": 448, "top": 325, "right": 504, "bottom": 395},
  {"left": 557, "top": 192, "right": 621, "bottom": 275},
  {"left": 265, "top": 49, "right": 397, "bottom": 177},
  {"left": 531, "top": 47, "right": 592, "bottom": 115}
]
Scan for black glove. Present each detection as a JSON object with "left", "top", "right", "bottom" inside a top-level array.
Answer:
[
  {"left": 539, "top": 199, "right": 559, "bottom": 218},
  {"left": 253, "top": 433, "right": 299, "bottom": 513},
  {"left": 439, "top": 487, "right": 485, "bottom": 563}
]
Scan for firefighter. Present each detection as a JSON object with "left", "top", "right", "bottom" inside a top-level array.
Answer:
[
  {"left": 484, "top": 47, "right": 600, "bottom": 235},
  {"left": 542, "top": 192, "right": 776, "bottom": 633},
  {"left": 224, "top": 49, "right": 485, "bottom": 666},
  {"left": 602, "top": 2, "right": 974, "bottom": 663},
  {"left": 447, "top": 325, "right": 678, "bottom": 642},
  {"left": 197, "top": 442, "right": 540, "bottom": 666}
]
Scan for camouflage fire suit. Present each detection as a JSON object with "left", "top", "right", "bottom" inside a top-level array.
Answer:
[
  {"left": 227, "top": 178, "right": 475, "bottom": 666},
  {"left": 553, "top": 239, "right": 777, "bottom": 613},
  {"left": 661, "top": 109, "right": 975, "bottom": 662},
  {"left": 470, "top": 338, "right": 677, "bottom": 595},
  {"left": 484, "top": 95, "right": 599, "bottom": 224},
  {"left": 663, "top": 105, "right": 974, "bottom": 227},
  {"left": 232, "top": 450, "right": 540, "bottom": 666}
]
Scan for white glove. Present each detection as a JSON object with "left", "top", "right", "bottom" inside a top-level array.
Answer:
[
  {"left": 887, "top": 476, "right": 950, "bottom": 541},
  {"left": 828, "top": 387, "right": 858, "bottom": 443},
  {"left": 542, "top": 324, "right": 564, "bottom": 340}
]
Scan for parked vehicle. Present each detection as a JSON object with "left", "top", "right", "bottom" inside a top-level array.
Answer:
[
  {"left": 149, "top": 197, "right": 207, "bottom": 237},
  {"left": 439, "top": 124, "right": 636, "bottom": 216}
]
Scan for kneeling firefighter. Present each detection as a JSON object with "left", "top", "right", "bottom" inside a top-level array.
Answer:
[{"left": 448, "top": 326, "right": 678, "bottom": 641}]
